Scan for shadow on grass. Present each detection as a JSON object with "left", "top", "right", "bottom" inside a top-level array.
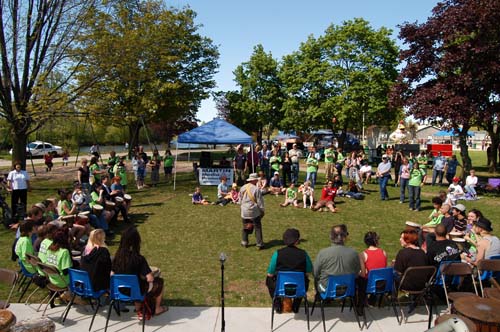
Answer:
[{"left": 132, "top": 202, "right": 164, "bottom": 208}]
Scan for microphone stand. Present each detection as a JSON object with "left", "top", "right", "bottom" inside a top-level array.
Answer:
[{"left": 219, "top": 252, "right": 226, "bottom": 332}]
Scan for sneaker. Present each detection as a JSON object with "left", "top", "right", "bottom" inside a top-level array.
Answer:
[
  {"left": 399, "top": 201, "right": 403, "bottom": 204},
  {"left": 240, "top": 242, "right": 248, "bottom": 248}
]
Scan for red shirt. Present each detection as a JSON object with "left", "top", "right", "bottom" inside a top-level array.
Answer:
[
  {"left": 320, "top": 186, "right": 337, "bottom": 201},
  {"left": 363, "top": 248, "right": 387, "bottom": 274}
]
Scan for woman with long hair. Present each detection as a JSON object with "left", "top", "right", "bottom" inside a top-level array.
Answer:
[{"left": 112, "top": 227, "right": 167, "bottom": 318}]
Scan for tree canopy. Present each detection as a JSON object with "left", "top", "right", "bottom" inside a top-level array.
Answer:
[{"left": 391, "top": 0, "right": 500, "bottom": 172}]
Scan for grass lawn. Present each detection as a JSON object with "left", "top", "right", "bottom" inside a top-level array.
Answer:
[{"left": 0, "top": 150, "right": 498, "bottom": 307}]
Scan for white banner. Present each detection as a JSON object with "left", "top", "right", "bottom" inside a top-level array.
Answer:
[{"left": 199, "top": 168, "right": 234, "bottom": 186}]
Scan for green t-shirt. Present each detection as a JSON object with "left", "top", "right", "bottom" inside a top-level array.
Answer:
[
  {"left": 286, "top": 187, "right": 298, "bottom": 199},
  {"left": 37, "top": 238, "right": 53, "bottom": 275},
  {"left": 337, "top": 152, "right": 345, "bottom": 164},
  {"left": 59, "top": 200, "right": 72, "bottom": 216},
  {"left": 417, "top": 156, "right": 428, "bottom": 169},
  {"left": 424, "top": 209, "right": 444, "bottom": 226},
  {"left": 306, "top": 156, "right": 318, "bottom": 173},
  {"left": 408, "top": 168, "right": 426, "bottom": 186},
  {"left": 15, "top": 236, "right": 36, "bottom": 274},
  {"left": 270, "top": 156, "right": 282, "bottom": 172},
  {"left": 324, "top": 148, "right": 335, "bottom": 163},
  {"left": 113, "top": 164, "right": 128, "bottom": 185},
  {"left": 164, "top": 155, "right": 174, "bottom": 167},
  {"left": 45, "top": 248, "right": 72, "bottom": 288},
  {"left": 89, "top": 164, "right": 101, "bottom": 181}
]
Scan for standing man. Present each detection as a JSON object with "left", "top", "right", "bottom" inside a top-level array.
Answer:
[
  {"left": 246, "top": 145, "right": 260, "bottom": 174},
  {"left": 432, "top": 152, "right": 446, "bottom": 186},
  {"left": 335, "top": 147, "right": 345, "bottom": 181},
  {"left": 444, "top": 155, "right": 460, "bottom": 184},
  {"left": 306, "top": 147, "right": 319, "bottom": 188},
  {"left": 233, "top": 145, "right": 247, "bottom": 186},
  {"left": 7, "top": 161, "right": 31, "bottom": 223},
  {"left": 288, "top": 143, "right": 302, "bottom": 185},
  {"left": 376, "top": 154, "right": 392, "bottom": 200},
  {"left": 259, "top": 144, "right": 271, "bottom": 182},
  {"left": 314, "top": 224, "right": 360, "bottom": 293},
  {"left": 324, "top": 143, "right": 336, "bottom": 182},
  {"left": 240, "top": 173, "right": 265, "bottom": 249}
]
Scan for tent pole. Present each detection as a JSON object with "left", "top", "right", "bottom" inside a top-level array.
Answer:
[
  {"left": 188, "top": 145, "right": 191, "bottom": 162},
  {"left": 251, "top": 144, "right": 254, "bottom": 173},
  {"left": 174, "top": 142, "right": 178, "bottom": 190}
]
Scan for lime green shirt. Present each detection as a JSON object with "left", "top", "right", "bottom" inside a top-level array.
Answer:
[
  {"left": 164, "top": 155, "right": 174, "bottom": 167},
  {"left": 417, "top": 156, "right": 428, "bottom": 169},
  {"left": 90, "top": 164, "right": 101, "bottom": 181},
  {"left": 15, "top": 236, "right": 36, "bottom": 274},
  {"left": 270, "top": 156, "right": 281, "bottom": 172},
  {"left": 37, "top": 238, "right": 53, "bottom": 276},
  {"left": 306, "top": 156, "right": 318, "bottom": 173},
  {"left": 59, "top": 200, "right": 72, "bottom": 216},
  {"left": 113, "top": 164, "right": 128, "bottom": 185},
  {"left": 424, "top": 209, "right": 444, "bottom": 226},
  {"left": 45, "top": 248, "right": 72, "bottom": 288},
  {"left": 286, "top": 187, "right": 298, "bottom": 199},
  {"left": 324, "top": 148, "right": 335, "bottom": 163},
  {"left": 409, "top": 168, "right": 426, "bottom": 186},
  {"left": 337, "top": 152, "right": 345, "bottom": 164}
]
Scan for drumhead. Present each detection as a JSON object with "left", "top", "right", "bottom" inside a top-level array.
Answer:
[
  {"left": 449, "top": 231, "right": 464, "bottom": 237},
  {"left": 124, "top": 194, "right": 132, "bottom": 200},
  {"left": 93, "top": 204, "right": 103, "bottom": 210},
  {"left": 105, "top": 201, "right": 115, "bottom": 206},
  {"left": 79, "top": 211, "right": 90, "bottom": 216},
  {"left": 405, "top": 221, "right": 421, "bottom": 228},
  {"left": 452, "top": 237, "right": 466, "bottom": 242},
  {"left": 115, "top": 196, "right": 124, "bottom": 202}
]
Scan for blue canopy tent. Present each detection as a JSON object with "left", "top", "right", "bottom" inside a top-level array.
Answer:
[
  {"left": 433, "top": 130, "right": 474, "bottom": 137},
  {"left": 174, "top": 118, "right": 253, "bottom": 189}
]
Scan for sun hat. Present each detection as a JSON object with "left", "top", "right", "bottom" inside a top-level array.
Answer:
[
  {"left": 247, "top": 173, "right": 259, "bottom": 181},
  {"left": 283, "top": 228, "right": 300, "bottom": 246},
  {"left": 274, "top": 171, "right": 279, "bottom": 176},
  {"left": 475, "top": 217, "right": 493, "bottom": 232}
]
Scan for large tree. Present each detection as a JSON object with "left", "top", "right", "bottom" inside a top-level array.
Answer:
[
  {"left": 218, "top": 45, "right": 283, "bottom": 144},
  {"left": 74, "top": 0, "right": 219, "bottom": 150},
  {"left": 280, "top": 18, "right": 399, "bottom": 146},
  {"left": 0, "top": 0, "right": 96, "bottom": 166},
  {"left": 391, "top": 0, "right": 500, "bottom": 173}
]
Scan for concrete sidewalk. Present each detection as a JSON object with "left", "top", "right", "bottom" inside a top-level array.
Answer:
[{"left": 8, "top": 303, "right": 436, "bottom": 332}]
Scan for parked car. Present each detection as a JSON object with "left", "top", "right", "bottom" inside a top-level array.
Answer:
[{"left": 9, "top": 141, "right": 63, "bottom": 157}]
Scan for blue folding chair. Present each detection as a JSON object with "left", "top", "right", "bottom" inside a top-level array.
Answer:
[
  {"left": 61, "top": 269, "right": 108, "bottom": 330},
  {"left": 477, "top": 259, "right": 500, "bottom": 299},
  {"left": 271, "top": 271, "right": 309, "bottom": 332},
  {"left": 311, "top": 273, "right": 361, "bottom": 332},
  {"left": 363, "top": 267, "right": 398, "bottom": 327},
  {"left": 105, "top": 274, "right": 146, "bottom": 332},
  {"left": 479, "top": 254, "right": 500, "bottom": 281},
  {"left": 17, "top": 260, "right": 36, "bottom": 302}
]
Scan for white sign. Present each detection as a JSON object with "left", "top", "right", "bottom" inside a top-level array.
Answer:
[{"left": 199, "top": 168, "right": 234, "bottom": 186}]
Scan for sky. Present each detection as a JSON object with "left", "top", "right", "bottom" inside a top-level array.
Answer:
[{"left": 169, "top": 0, "right": 441, "bottom": 123}]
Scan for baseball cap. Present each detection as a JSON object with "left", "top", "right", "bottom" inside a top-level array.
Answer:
[{"left": 452, "top": 204, "right": 466, "bottom": 212}]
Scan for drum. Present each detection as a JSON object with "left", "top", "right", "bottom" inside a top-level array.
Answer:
[
  {"left": 452, "top": 237, "right": 466, "bottom": 251},
  {"left": 453, "top": 297, "right": 500, "bottom": 332},
  {"left": 115, "top": 196, "right": 124, "bottom": 206},
  {"left": 61, "top": 214, "right": 75, "bottom": 226},
  {"left": 92, "top": 204, "right": 103, "bottom": 216},
  {"left": 405, "top": 221, "right": 421, "bottom": 232},
  {"left": 105, "top": 201, "right": 115, "bottom": 211},
  {"left": 449, "top": 231, "right": 465, "bottom": 240},
  {"left": 79, "top": 211, "right": 90, "bottom": 216},
  {"left": 75, "top": 214, "right": 89, "bottom": 226},
  {"left": 435, "top": 314, "right": 477, "bottom": 332},
  {"left": 124, "top": 194, "right": 132, "bottom": 203}
]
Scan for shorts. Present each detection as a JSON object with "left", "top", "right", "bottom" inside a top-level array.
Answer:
[{"left": 164, "top": 166, "right": 173, "bottom": 174}]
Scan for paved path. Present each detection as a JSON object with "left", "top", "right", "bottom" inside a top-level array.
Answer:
[{"left": 8, "top": 302, "right": 437, "bottom": 332}]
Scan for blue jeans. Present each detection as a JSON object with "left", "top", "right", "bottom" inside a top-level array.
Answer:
[
  {"left": 306, "top": 171, "right": 317, "bottom": 188},
  {"left": 432, "top": 169, "right": 444, "bottom": 185},
  {"left": 379, "top": 175, "right": 390, "bottom": 200},
  {"left": 399, "top": 178, "right": 409, "bottom": 202},
  {"left": 408, "top": 185, "right": 421, "bottom": 210},
  {"left": 291, "top": 163, "right": 300, "bottom": 185}
]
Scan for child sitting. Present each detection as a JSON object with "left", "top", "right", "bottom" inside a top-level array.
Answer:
[
  {"left": 280, "top": 183, "right": 299, "bottom": 207},
  {"left": 229, "top": 183, "right": 240, "bottom": 204},
  {"left": 299, "top": 181, "right": 314, "bottom": 208},
  {"left": 446, "top": 177, "right": 465, "bottom": 206},
  {"left": 192, "top": 187, "right": 209, "bottom": 205}
]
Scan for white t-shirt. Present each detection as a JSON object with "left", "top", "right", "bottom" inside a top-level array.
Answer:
[
  {"left": 7, "top": 170, "right": 30, "bottom": 190},
  {"left": 465, "top": 175, "right": 478, "bottom": 187}
]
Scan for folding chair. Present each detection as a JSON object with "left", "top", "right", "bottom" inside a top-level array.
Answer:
[
  {"left": 311, "top": 273, "right": 361, "bottom": 332},
  {"left": 0, "top": 268, "right": 18, "bottom": 309},
  {"left": 363, "top": 267, "right": 398, "bottom": 327},
  {"left": 105, "top": 274, "right": 146, "bottom": 332},
  {"left": 23, "top": 253, "right": 45, "bottom": 305},
  {"left": 61, "top": 269, "right": 108, "bottom": 330},
  {"left": 478, "top": 255, "right": 500, "bottom": 284},
  {"left": 271, "top": 271, "right": 309, "bottom": 332},
  {"left": 37, "top": 262, "right": 70, "bottom": 316},
  {"left": 16, "top": 259, "right": 36, "bottom": 302},
  {"left": 440, "top": 262, "right": 478, "bottom": 309},
  {"left": 477, "top": 259, "right": 500, "bottom": 300},
  {"left": 395, "top": 265, "right": 436, "bottom": 327}
]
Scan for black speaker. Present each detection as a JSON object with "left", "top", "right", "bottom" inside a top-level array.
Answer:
[
  {"left": 200, "top": 151, "right": 212, "bottom": 168},
  {"left": 395, "top": 144, "right": 420, "bottom": 156}
]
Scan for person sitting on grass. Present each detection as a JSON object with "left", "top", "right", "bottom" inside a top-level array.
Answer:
[
  {"left": 257, "top": 171, "right": 269, "bottom": 195},
  {"left": 464, "top": 169, "right": 478, "bottom": 199},
  {"left": 280, "top": 183, "right": 299, "bottom": 207},
  {"left": 298, "top": 181, "right": 314, "bottom": 209},
  {"left": 213, "top": 175, "right": 230, "bottom": 206},
  {"left": 344, "top": 180, "right": 364, "bottom": 200},
  {"left": 229, "top": 183, "right": 240, "bottom": 204},
  {"left": 446, "top": 176, "right": 465, "bottom": 206},
  {"left": 311, "top": 180, "right": 338, "bottom": 213},
  {"left": 269, "top": 171, "right": 284, "bottom": 195},
  {"left": 192, "top": 187, "right": 209, "bottom": 205}
]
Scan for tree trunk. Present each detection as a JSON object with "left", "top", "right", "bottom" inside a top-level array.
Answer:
[
  {"left": 457, "top": 127, "right": 472, "bottom": 179},
  {"left": 11, "top": 132, "right": 28, "bottom": 169},
  {"left": 487, "top": 127, "right": 499, "bottom": 173},
  {"left": 128, "top": 122, "right": 142, "bottom": 158}
]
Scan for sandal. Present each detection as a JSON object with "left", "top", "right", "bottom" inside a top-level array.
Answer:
[{"left": 154, "top": 306, "right": 169, "bottom": 316}]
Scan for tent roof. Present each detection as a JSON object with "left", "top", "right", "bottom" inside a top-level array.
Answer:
[
  {"left": 433, "top": 130, "right": 474, "bottom": 137},
  {"left": 177, "top": 118, "right": 253, "bottom": 144}
]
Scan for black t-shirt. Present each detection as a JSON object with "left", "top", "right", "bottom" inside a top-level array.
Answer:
[
  {"left": 113, "top": 253, "right": 152, "bottom": 293},
  {"left": 426, "top": 239, "right": 460, "bottom": 267},
  {"left": 394, "top": 247, "right": 428, "bottom": 275}
]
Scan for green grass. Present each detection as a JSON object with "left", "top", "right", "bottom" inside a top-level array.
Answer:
[{"left": 0, "top": 150, "right": 499, "bottom": 307}]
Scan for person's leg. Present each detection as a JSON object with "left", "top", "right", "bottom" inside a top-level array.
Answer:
[
  {"left": 408, "top": 185, "right": 415, "bottom": 210},
  {"left": 415, "top": 186, "right": 422, "bottom": 211},
  {"left": 400, "top": 178, "right": 408, "bottom": 203},
  {"left": 432, "top": 169, "right": 437, "bottom": 186},
  {"left": 20, "top": 189, "right": 28, "bottom": 216},
  {"left": 438, "top": 170, "right": 444, "bottom": 185},
  {"left": 241, "top": 219, "right": 250, "bottom": 247},
  {"left": 311, "top": 172, "right": 317, "bottom": 189},
  {"left": 254, "top": 217, "right": 263, "bottom": 248},
  {"left": 379, "top": 176, "right": 388, "bottom": 199}
]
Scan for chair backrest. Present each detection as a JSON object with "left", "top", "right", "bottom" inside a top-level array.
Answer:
[
  {"left": 399, "top": 266, "right": 436, "bottom": 292},
  {"left": 477, "top": 259, "right": 500, "bottom": 295},
  {"left": 274, "top": 271, "right": 306, "bottom": 298},
  {"left": 434, "top": 260, "right": 461, "bottom": 286},
  {"left": 322, "top": 273, "right": 356, "bottom": 300},
  {"left": 479, "top": 255, "right": 500, "bottom": 280},
  {"left": 109, "top": 274, "right": 144, "bottom": 302},
  {"left": 366, "top": 267, "right": 394, "bottom": 294},
  {"left": 0, "top": 268, "right": 17, "bottom": 287},
  {"left": 25, "top": 253, "right": 43, "bottom": 275},
  {"left": 18, "top": 259, "right": 35, "bottom": 277},
  {"left": 440, "top": 262, "right": 478, "bottom": 295},
  {"left": 68, "top": 268, "right": 96, "bottom": 298},
  {"left": 37, "top": 261, "right": 67, "bottom": 287}
]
